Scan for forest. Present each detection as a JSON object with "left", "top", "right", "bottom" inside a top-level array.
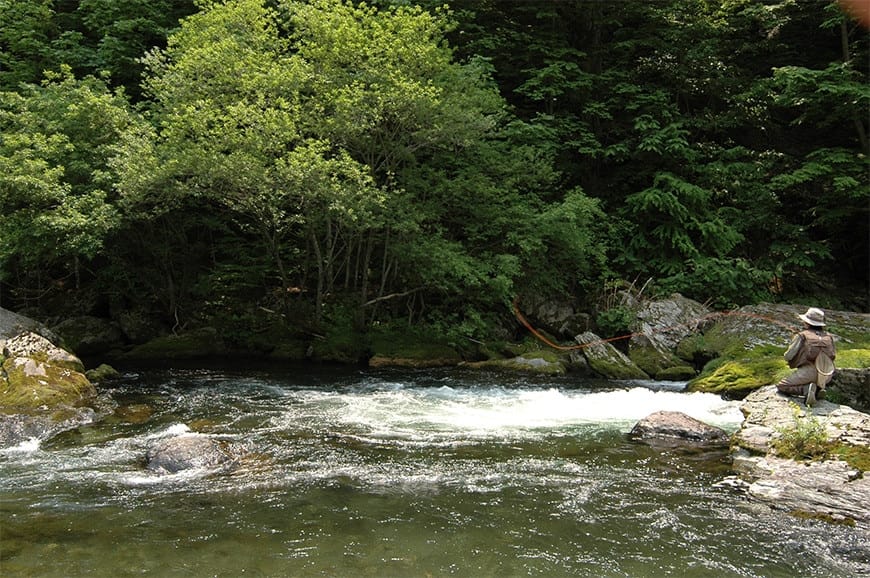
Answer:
[{"left": 1, "top": 0, "right": 868, "bottom": 357}]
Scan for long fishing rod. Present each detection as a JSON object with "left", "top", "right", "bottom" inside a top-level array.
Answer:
[{"left": 512, "top": 297, "right": 800, "bottom": 352}]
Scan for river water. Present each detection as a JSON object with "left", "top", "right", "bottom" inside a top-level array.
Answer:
[{"left": 2, "top": 365, "right": 868, "bottom": 577}]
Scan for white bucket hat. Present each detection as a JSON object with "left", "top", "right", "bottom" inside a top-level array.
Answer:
[{"left": 798, "top": 307, "right": 826, "bottom": 327}]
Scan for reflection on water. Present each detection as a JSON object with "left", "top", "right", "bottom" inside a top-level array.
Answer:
[{"left": 1, "top": 366, "right": 868, "bottom": 577}]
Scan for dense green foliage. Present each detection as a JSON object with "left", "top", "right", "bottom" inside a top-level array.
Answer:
[{"left": 1, "top": 0, "right": 867, "bottom": 349}]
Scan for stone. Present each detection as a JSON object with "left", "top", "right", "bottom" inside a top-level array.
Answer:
[
  {"left": 630, "top": 410, "right": 729, "bottom": 444},
  {"left": 51, "top": 316, "right": 125, "bottom": 357},
  {"left": 574, "top": 331, "right": 648, "bottom": 379},
  {"left": 730, "top": 385, "right": 870, "bottom": 528},
  {"left": 632, "top": 293, "right": 712, "bottom": 351},
  {"left": 146, "top": 434, "right": 235, "bottom": 474},
  {"left": 1, "top": 332, "right": 94, "bottom": 410}
]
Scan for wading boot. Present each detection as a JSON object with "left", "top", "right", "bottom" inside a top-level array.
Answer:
[{"left": 805, "top": 383, "right": 817, "bottom": 407}]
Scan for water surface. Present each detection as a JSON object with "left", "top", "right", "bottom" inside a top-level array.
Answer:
[{"left": 2, "top": 366, "right": 868, "bottom": 577}]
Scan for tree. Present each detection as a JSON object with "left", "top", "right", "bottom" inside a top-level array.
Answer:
[{"left": 0, "top": 68, "right": 135, "bottom": 308}]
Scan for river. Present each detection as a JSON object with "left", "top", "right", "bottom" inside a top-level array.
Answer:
[{"left": 1, "top": 365, "right": 868, "bottom": 577}]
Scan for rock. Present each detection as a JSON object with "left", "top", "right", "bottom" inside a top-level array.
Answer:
[
  {"left": 730, "top": 385, "right": 870, "bottom": 528},
  {"left": 146, "top": 434, "right": 235, "bottom": 473},
  {"left": 122, "top": 327, "right": 226, "bottom": 360},
  {"left": 574, "top": 331, "right": 648, "bottom": 379},
  {"left": 51, "top": 316, "right": 125, "bottom": 357},
  {"left": 463, "top": 355, "right": 567, "bottom": 375},
  {"left": 828, "top": 368, "right": 870, "bottom": 413},
  {"left": 630, "top": 410, "right": 729, "bottom": 444},
  {"left": 519, "top": 295, "right": 591, "bottom": 339},
  {"left": 85, "top": 363, "right": 121, "bottom": 383},
  {"left": 1, "top": 332, "right": 94, "bottom": 410},
  {"left": 0, "top": 408, "right": 96, "bottom": 448},
  {"left": 369, "top": 355, "right": 462, "bottom": 369},
  {"left": 632, "top": 294, "right": 712, "bottom": 351},
  {"left": 0, "top": 307, "right": 60, "bottom": 344}
]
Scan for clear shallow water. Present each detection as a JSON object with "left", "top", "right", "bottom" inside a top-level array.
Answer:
[{"left": 1, "top": 366, "right": 868, "bottom": 577}]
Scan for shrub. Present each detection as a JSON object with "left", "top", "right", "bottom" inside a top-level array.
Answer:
[{"left": 772, "top": 405, "right": 832, "bottom": 461}]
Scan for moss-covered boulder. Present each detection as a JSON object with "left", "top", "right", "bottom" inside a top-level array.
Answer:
[
  {"left": 463, "top": 351, "right": 567, "bottom": 375},
  {"left": 51, "top": 315, "right": 125, "bottom": 357},
  {"left": 574, "top": 331, "right": 648, "bottom": 379},
  {"left": 367, "top": 327, "right": 463, "bottom": 368},
  {"left": 1, "top": 332, "right": 95, "bottom": 412},
  {"left": 121, "top": 327, "right": 227, "bottom": 361},
  {"left": 629, "top": 335, "right": 695, "bottom": 380}
]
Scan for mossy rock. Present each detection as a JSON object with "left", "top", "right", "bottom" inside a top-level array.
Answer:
[
  {"left": 587, "top": 356, "right": 648, "bottom": 380},
  {"left": 85, "top": 363, "right": 120, "bottom": 383},
  {"left": 675, "top": 334, "right": 717, "bottom": 365},
  {"left": 268, "top": 339, "right": 311, "bottom": 361},
  {"left": 1, "top": 357, "right": 94, "bottom": 410},
  {"left": 464, "top": 354, "right": 567, "bottom": 375},
  {"left": 655, "top": 365, "right": 697, "bottom": 381},
  {"left": 629, "top": 341, "right": 686, "bottom": 378},
  {"left": 688, "top": 358, "right": 789, "bottom": 394},
  {"left": 368, "top": 326, "right": 462, "bottom": 365},
  {"left": 123, "top": 328, "right": 226, "bottom": 360}
]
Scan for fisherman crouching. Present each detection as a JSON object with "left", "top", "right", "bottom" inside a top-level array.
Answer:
[{"left": 776, "top": 307, "right": 836, "bottom": 407}]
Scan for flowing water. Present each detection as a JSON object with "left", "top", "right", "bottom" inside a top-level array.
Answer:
[{"left": 2, "top": 365, "right": 868, "bottom": 577}]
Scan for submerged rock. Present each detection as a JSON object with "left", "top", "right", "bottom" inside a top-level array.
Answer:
[
  {"left": 631, "top": 410, "right": 729, "bottom": 445},
  {"left": 146, "top": 434, "right": 235, "bottom": 474}
]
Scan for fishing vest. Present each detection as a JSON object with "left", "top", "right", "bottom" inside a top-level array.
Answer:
[{"left": 788, "top": 329, "right": 836, "bottom": 369}]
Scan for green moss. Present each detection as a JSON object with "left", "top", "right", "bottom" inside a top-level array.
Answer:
[
  {"left": 789, "top": 510, "right": 856, "bottom": 527},
  {"left": 835, "top": 348, "right": 870, "bottom": 369},
  {"left": 1, "top": 357, "right": 94, "bottom": 410},
  {"left": 827, "top": 324, "right": 870, "bottom": 350},
  {"left": 587, "top": 357, "right": 648, "bottom": 380},
  {"left": 655, "top": 365, "right": 696, "bottom": 381},
  {"left": 85, "top": 364, "right": 120, "bottom": 383},
  {"left": 369, "top": 326, "right": 461, "bottom": 362},
  {"left": 629, "top": 344, "right": 685, "bottom": 377},
  {"left": 688, "top": 358, "right": 788, "bottom": 393},
  {"left": 833, "top": 444, "right": 870, "bottom": 472},
  {"left": 124, "top": 328, "right": 226, "bottom": 360}
]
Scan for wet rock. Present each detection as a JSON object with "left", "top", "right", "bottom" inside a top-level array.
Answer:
[
  {"left": 631, "top": 410, "right": 729, "bottom": 445},
  {"left": 731, "top": 385, "right": 870, "bottom": 528},
  {"left": 462, "top": 354, "right": 567, "bottom": 375},
  {"left": 574, "top": 331, "right": 648, "bottom": 379},
  {"left": 0, "top": 408, "right": 96, "bottom": 449},
  {"left": 85, "top": 364, "right": 120, "bottom": 383},
  {"left": 146, "top": 435, "right": 235, "bottom": 473}
]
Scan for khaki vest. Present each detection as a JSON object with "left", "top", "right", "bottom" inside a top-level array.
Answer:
[{"left": 787, "top": 329, "right": 836, "bottom": 369}]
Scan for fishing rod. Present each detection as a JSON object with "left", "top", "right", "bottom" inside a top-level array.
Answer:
[{"left": 512, "top": 297, "right": 800, "bottom": 352}]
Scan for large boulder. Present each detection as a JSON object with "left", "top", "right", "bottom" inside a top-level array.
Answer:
[
  {"left": 51, "top": 315, "right": 125, "bottom": 357},
  {"left": 0, "top": 307, "right": 59, "bottom": 343},
  {"left": 146, "top": 434, "right": 235, "bottom": 474},
  {"left": 631, "top": 410, "right": 729, "bottom": 445},
  {"left": 730, "top": 385, "right": 870, "bottom": 528},
  {"left": 574, "top": 331, "right": 648, "bottom": 379},
  {"left": 1, "top": 332, "right": 94, "bottom": 410}
]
